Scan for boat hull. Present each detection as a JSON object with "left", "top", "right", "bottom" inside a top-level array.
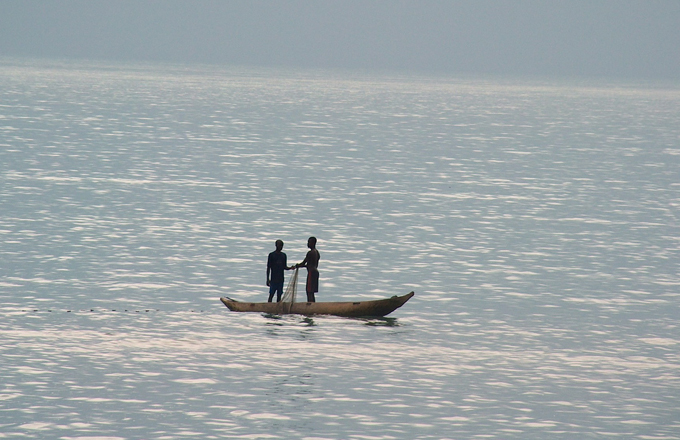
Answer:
[{"left": 220, "top": 292, "right": 414, "bottom": 317}]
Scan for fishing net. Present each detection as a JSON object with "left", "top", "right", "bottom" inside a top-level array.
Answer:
[{"left": 280, "top": 267, "right": 299, "bottom": 310}]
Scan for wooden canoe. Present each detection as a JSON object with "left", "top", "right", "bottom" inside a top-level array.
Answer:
[{"left": 220, "top": 292, "right": 414, "bottom": 318}]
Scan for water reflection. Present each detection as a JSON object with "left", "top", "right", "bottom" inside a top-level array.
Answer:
[
  {"left": 1, "top": 59, "right": 678, "bottom": 439},
  {"left": 361, "top": 317, "right": 400, "bottom": 327},
  {"left": 261, "top": 312, "right": 400, "bottom": 327},
  {"left": 300, "top": 317, "right": 316, "bottom": 327}
]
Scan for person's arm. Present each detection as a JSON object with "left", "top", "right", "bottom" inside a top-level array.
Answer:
[
  {"left": 296, "top": 252, "right": 309, "bottom": 269},
  {"left": 266, "top": 256, "right": 271, "bottom": 286}
]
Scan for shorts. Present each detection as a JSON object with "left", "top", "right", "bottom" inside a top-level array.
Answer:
[{"left": 306, "top": 270, "right": 319, "bottom": 293}]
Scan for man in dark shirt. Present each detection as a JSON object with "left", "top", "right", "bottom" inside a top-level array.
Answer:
[{"left": 267, "top": 240, "right": 293, "bottom": 302}]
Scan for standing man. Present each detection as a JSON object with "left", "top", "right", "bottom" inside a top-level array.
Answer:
[
  {"left": 296, "top": 236, "right": 320, "bottom": 302},
  {"left": 267, "top": 240, "right": 293, "bottom": 302}
]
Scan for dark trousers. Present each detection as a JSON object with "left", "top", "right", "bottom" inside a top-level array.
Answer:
[
  {"left": 268, "top": 282, "right": 283, "bottom": 302},
  {"left": 306, "top": 291, "right": 315, "bottom": 302}
]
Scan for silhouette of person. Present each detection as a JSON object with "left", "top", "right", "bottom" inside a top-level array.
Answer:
[
  {"left": 266, "top": 240, "right": 293, "bottom": 302},
  {"left": 296, "top": 236, "right": 320, "bottom": 302}
]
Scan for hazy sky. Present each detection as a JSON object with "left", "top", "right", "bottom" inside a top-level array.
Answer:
[{"left": 1, "top": 0, "right": 679, "bottom": 80}]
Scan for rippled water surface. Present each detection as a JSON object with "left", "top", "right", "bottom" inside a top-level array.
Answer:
[{"left": 1, "top": 59, "right": 679, "bottom": 439}]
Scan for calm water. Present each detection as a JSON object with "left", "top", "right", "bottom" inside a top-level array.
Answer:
[{"left": 1, "top": 58, "right": 679, "bottom": 439}]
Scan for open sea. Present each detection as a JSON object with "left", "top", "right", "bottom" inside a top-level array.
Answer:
[{"left": 1, "top": 58, "right": 679, "bottom": 439}]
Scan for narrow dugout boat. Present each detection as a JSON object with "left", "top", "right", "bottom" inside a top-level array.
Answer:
[{"left": 220, "top": 291, "right": 414, "bottom": 318}]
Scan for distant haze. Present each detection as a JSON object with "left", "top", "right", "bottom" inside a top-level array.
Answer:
[{"left": 1, "top": 0, "right": 679, "bottom": 80}]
